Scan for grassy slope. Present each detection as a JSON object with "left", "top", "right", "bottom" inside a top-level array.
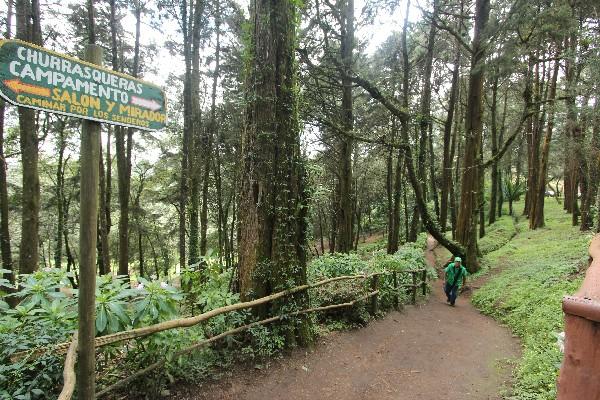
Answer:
[{"left": 472, "top": 199, "right": 593, "bottom": 400}]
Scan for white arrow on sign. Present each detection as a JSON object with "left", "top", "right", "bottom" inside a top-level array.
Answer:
[{"left": 131, "top": 95, "right": 162, "bottom": 111}]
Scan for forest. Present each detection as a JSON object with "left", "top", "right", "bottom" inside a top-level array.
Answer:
[{"left": 0, "top": 0, "right": 599, "bottom": 399}]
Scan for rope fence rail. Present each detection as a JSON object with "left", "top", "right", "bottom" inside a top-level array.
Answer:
[{"left": 23, "top": 267, "right": 428, "bottom": 399}]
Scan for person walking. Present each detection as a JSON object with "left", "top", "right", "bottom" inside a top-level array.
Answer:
[{"left": 444, "top": 256, "right": 467, "bottom": 306}]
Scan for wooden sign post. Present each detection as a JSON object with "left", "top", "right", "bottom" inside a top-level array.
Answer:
[
  {"left": 0, "top": 39, "right": 167, "bottom": 399},
  {"left": 77, "top": 43, "right": 102, "bottom": 400}
]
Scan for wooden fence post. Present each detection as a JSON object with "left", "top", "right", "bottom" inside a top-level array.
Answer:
[
  {"left": 421, "top": 269, "right": 427, "bottom": 296},
  {"left": 77, "top": 43, "right": 103, "bottom": 400},
  {"left": 393, "top": 271, "right": 399, "bottom": 310},
  {"left": 557, "top": 233, "right": 600, "bottom": 400},
  {"left": 371, "top": 274, "right": 379, "bottom": 315},
  {"left": 411, "top": 271, "right": 417, "bottom": 304}
]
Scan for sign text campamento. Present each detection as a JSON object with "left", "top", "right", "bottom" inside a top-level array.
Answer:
[{"left": 0, "top": 40, "right": 167, "bottom": 131}]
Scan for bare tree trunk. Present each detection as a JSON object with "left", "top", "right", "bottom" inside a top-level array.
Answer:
[
  {"left": 98, "top": 131, "right": 110, "bottom": 274},
  {"left": 390, "top": 145, "right": 403, "bottom": 251},
  {"left": 335, "top": 0, "right": 355, "bottom": 253},
  {"left": 531, "top": 48, "right": 561, "bottom": 229},
  {"left": 488, "top": 74, "right": 499, "bottom": 225},
  {"left": 478, "top": 141, "right": 485, "bottom": 239},
  {"left": 201, "top": 0, "right": 220, "bottom": 256},
  {"left": 497, "top": 90, "right": 508, "bottom": 218},
  {"left": 417, "top": 0, "right": 438, "bottom": 210},
  {"left": 179, "top": 0, "right": 193, "bottom": 270},
  {"left": 450, "top": 79, "right": 463, "bottom": 239},
  {"left": 189, "top": 0, "right": 205, "bottom": 265},
  {"left": 386, "top": 119, "right": 396, "bottom": 253},
  {"left": 215, "top": 137, "right": 225, "bottom": 265},
  {"left": 17, "top": 0, "right": 42, "bottom": 275},
  {"left": 581, "top": 97, "right": 598, "bottom": 231},
  {"left": 428, "top": 122, "right": 440, "bottom": 220},
  {"left": 54, "top": 120, "right": 67, "bottom": 271},
  {"left": 441, "top": 0, "right": 462, "bottom": 232}
]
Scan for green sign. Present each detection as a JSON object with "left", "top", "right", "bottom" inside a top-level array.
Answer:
[{"left": 0, "top": 39, "right": 167, "bottom": 131}]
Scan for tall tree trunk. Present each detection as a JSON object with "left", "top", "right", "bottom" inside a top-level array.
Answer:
[
  {"left": 179, "top": 0, "right": 193, "bottom": 270},
  {"left": 0, "top": 0, "right": 14, "bottom": 290},
  {"left": 581, "top": 96, "right": 599, "bottom": 231},
  {"left": 98, "top": 133, "right": 110, "bottom": 275},
  {"left": 238, "top": 0, "right": 312, "bottom": 345},
  {"left": 55, "top": 120, "right": 67, "bottom": 270},
  {"left": 428, "top": 122, "right": 440, "bottom": 220},
  {"left": 318, "top": 208, "right": 325, "bottom": 255},
  {"left": 401, "top": 0, "right": 413, "bottom": 244},
  {"left": 390, "top": 145, "right": 403, "bottom": 251},
  {"left": 488, "top": 74, "right": 499, "bottom": 225},
  {"left": 386, "top": 119, "right": 395, "bottom": 253},
  {"left": 531, "top": 48, "right": 560, "bottom": 229},
  {"left": 200, "top": 0, "right": 220, "bottom": 256},
  {"left": 335, "top": 0, "right": 354, "bottom": 253},
  {"left": 215, "top": 137, "right": 225, "bottom": 265},
  {"left": 478, "top": 141, "right": 485, "bottom": 239},
  {"left": 450, "top": 78, "right": 463, "bottom": 239},
  {"left": 563, "top": 29, "right": 579, "bottom": 217},
  {"left": 440, "top": 47, "right": 460, "bottom": 232},
  {"left": 456, "top": 0, "right": 490, "bottom": 273},
  {"left": 17, "top": 0, "right": 42, "bottom": 275},
  {"left": 497, "top": 90, "right": 508, "bottom": 218},
  {"left": 522, "top": 57, "right": 534, "bottom": 216},
  {"left": 188, "top": 0, "right": 205, "bottom": 265},
  {"left": 417, "top": 0, "right": 438, "bottom": 221},
  {"left": 528, "top": 53, "right": 551, "bottom": 221}
]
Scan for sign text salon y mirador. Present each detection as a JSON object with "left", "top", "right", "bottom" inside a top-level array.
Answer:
[{"left": 0, "top": 40, "right": 166, "bottom": 131}]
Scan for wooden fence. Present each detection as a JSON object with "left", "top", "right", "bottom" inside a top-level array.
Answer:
[
  {"left": 51, "top": 268, "right": 428, "bottom": 399},
  {"left": 557, "top": 233, "right": 600, "bottom": 400}
]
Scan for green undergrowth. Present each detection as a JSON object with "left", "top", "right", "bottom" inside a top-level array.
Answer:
[
  {"left": 0, "top": 242, "right": 432, "bottom": 399},
  {"left": 478, "top": 214, "right": 518, "bottom": 256},
  {"left": 472, "top": 200, "right": 592, "bottom": 400},
  {"left": 309, "top": 241, "right": 435, "bottom": 330}
]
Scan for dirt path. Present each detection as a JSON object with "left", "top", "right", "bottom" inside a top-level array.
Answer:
[{"left": 175, "top": 238, "right": 519, "bottom": 400}]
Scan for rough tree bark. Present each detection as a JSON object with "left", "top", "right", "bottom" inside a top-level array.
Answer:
[
  {"left": 417, "top": 0, "right": 438, "bottom": 209},
  {"left": 387, "top": 118, "right": 402, "bottom": 253},
  {"left": 179, "top": 0, "right": 193, "bottom": 270},
  {"left": 488, "top": 74, "right": 499, "bottom": 225},
  {"left": 440, "top": 39, "right": 460, "bottom": 232},
  {"left": 335, "top": 0, "right": 355, "bottom": 253},
  {"left": 497, "top": 90, "right": 508, "bottom": 218},
  {"left": 54, "top": 119, "right": 67, "bottom": 270},
  {"left": 188, "top": 0, "right": 205, "bottom": 266},
  {"left": 456, "top": 0, "right": 490, "bottom": 273},
  {"left": 201, "top": 0, "right": 220, "bottom": 257},
  {"left": 238, "top": 0, "right": 312, "bottom": 345}
]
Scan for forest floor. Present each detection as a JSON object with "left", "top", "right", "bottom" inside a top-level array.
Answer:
[{"left": 174, "top": 237, "right": 521, "bottom": 400}]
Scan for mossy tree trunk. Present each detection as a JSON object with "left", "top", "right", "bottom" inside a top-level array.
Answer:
[
  {"left": 17, "top": 0, "right": 43, "bottom": 275},
  {"left": 456, "top": 0, "right": 490, "bottom": 273},
  {"left": 238, "top": 0, "right": 313, "bottom": 346}
]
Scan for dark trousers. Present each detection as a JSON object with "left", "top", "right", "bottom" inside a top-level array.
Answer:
[{"left": 444, "top": 283, "right": 458, "bottom": 305}]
